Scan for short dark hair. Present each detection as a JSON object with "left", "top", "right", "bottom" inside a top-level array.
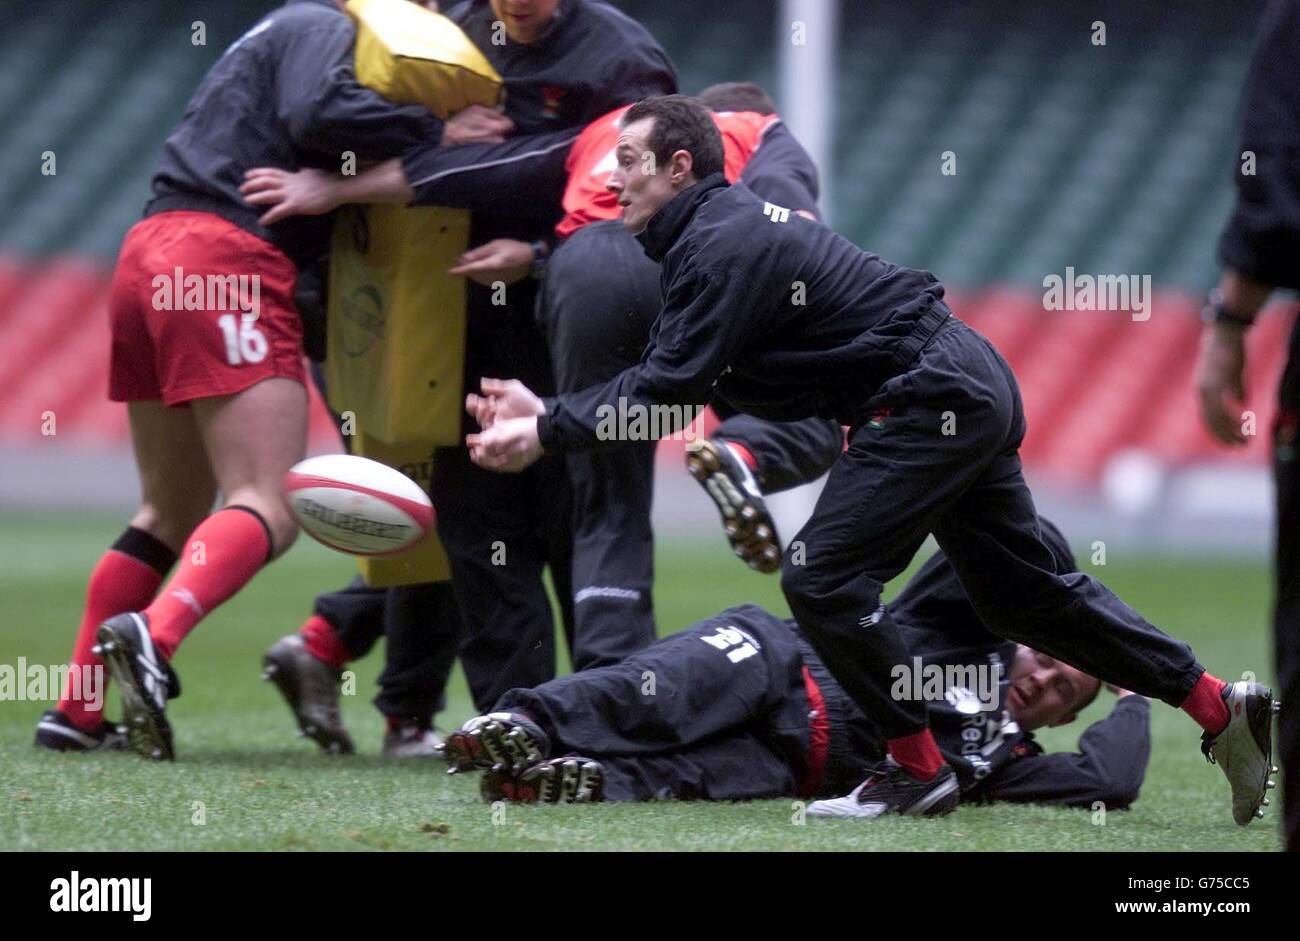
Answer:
[
  {"left": 623, "top": 95, "right": 725, "bottom": 180},
  {"left": 696, "top": 81, "right": 777, "bottom": 115}
]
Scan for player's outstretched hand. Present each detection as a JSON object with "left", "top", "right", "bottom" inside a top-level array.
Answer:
[
  {"left": 466, "top": 377, "right": 545, "bottom": 431},
  {"left": 240, "top": 168, "right": 343, "bottom": 226},
  {"left": 467, "top": 416, "right": 543, "bottom": 473},
  {"left": 1194, "top": 323, "right": 1249, "bottom": 446},
  {"left": 449, "top": 238, "right": 533, "bottom": 286}
]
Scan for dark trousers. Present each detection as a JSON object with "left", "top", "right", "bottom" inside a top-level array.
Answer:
[
  {"left": 312, "top": 577, "right": 462, "bottom": 723},
  {"left": 496, "top": 604, "right": 814, "bottom": 800},
  {"left": 433, "top": 277, "right": 575, "bottom": 711},
  {"left": 1275, "top": 316, "right": 1300, "bottom": 852},
  {"left": 781, "top": 311, "right": 1207, "bottom": 740},
  {"left": 538, "top": 221, "right": 843, "bottom": 669},
  {"left": 540, "top": 222, "right": 663, "bottom": 669}
]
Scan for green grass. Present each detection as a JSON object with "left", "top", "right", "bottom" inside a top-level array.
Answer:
[{"left": 0, "top": 512, "right": 1283, "bottom": 851}]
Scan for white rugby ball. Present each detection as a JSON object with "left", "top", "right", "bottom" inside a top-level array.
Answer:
[{"left": 282, "top": 454, "right": 434, "bottom": 557}]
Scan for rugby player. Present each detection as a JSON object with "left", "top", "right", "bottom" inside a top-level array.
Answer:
[
  {"left": 444, "top": 522, "right": 1150, "bottom": 810},
  {"left": 34, "top": 0, "right": 503, "bottom": 758},
  {"left": 462, "top": 94, "right": 1279, "bottom": 825}
]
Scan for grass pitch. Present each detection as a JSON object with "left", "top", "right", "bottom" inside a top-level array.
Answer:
[{"left": 0, "top": 512, "right": 1283, "bottom": 851}]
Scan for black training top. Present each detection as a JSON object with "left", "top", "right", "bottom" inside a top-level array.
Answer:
[
  {"left": 145, "top": 0, "right": 443, "bottom": 265},
  {"left": 1218, "top": 0, "right": 1300, "bottom": 290},
  {"left": 538, "top": 173, "right": 949, "bottom": 448}
]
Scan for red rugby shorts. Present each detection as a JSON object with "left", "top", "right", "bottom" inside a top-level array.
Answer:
[{"left": 108, "top": 211, "right": 304, "bottom": 405}]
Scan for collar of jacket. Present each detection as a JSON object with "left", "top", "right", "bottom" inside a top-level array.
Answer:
[
  {"left": 636, "top": 172, "right": 729, "bottom": 263},
  {"left": 467, "top": 0, "right": 575, "bottom": 48}
]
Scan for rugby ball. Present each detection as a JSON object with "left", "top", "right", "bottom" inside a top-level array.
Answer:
[{"left": 282, "top": 454, "right": 434, "bottom": 557}]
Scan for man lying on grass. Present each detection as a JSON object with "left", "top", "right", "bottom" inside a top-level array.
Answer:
[{"left": 444, "top": 519, "right": 1150, "bottom": 813}]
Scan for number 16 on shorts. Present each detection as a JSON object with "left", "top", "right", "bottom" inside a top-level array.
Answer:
[{"left": 217, "top": 314, "right": 268, "bottom": 365}]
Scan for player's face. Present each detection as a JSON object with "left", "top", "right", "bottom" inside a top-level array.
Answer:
[
  {"left": 490, "top": 0, "right": 561, "bottom": 44},
  {"left": 1006, "top": 646, "right": 1099, "bottom": 731},
  {"left": 606, "top": 117, "right": 682, "bottom": 235}
]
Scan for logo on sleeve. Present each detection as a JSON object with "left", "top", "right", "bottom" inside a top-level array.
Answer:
[{"left": 762, "top": 202, "right": 791, "bottom": 223}]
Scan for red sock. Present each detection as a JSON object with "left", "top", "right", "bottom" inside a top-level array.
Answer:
[
  {"left": 887, "top": 728, "right": 945, "bottom": 781},
  {"left": 59, "top": 528, "right": 176, "bottom": 730},
  {"left": 386, "top": 714, "right": 429, "bottom": 731},
  {"left": 723, "top": 440, "right": 759, "bottom": 472},
  {"left": 300, "top": 614, "right": 350, "bottom": 671},
  {"left": 1181, "top": 671, "right": 1229, "bottom": 735},
  {"left": 144, "top": 507, "right": 271, "bottom": 661}
]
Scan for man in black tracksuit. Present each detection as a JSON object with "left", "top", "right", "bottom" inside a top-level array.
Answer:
[
  {"left": 450, "top": 521, "right": 1151, "bottom": 808},
  {"left": 1196, "top": 0, "right": 1300, "bottom": 850},
  {"left": 534, "top": 84, "right": 842, "bottom": 669},
  {"left": 466, "top": 94, "right": 1275, "bottom": 824}
]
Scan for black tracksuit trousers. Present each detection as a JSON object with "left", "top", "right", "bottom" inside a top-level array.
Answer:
[
  {"left": 432, "top": 277, "right": 576, "bottom": 712},
  {"left": 1275, "top": 317, "right": 1300, "bottom": 852},
  {"left": 781, "top": 311, "right": 1208, "bottom": 739},
  {"left": 538, "top": 220, "right": 843, "bottom": 670},
  {"left": 312, "top": 577, "right": 462, "bottom": 723},
  {"left": 495, "top": 604, "right": 824, "bottom": 800}
]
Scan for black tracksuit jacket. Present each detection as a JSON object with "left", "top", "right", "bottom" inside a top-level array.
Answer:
[
  {"left": 1218, "top": 0, "right": 1300, "bottom": 289},
  {"left": 538, "top": 173, "right": 949, "bottom": 450},
  {"left": 144, "top": 0, "right": 444, "bottom": 266}
]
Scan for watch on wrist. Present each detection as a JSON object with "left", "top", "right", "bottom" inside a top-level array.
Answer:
[
  {"left": 529, "top": 240, "right": 549, "bottom": 279},
  {"left": 1201, "top": 288, "right": 1255, "bottom": 329}
]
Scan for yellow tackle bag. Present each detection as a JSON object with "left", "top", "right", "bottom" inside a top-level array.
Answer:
[
  {"left": 325, "top": 0, "right": 503, "bottom": 585},
  {"left": 350, "top": 430, "right": 452, "bottom": 587},
  {"left": 347, "top": 0, "right": 501, "bottom": 113}
]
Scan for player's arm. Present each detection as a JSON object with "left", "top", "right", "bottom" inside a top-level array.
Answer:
[
  {"left": 242, "top": 126, "right": 577, "bottom": 229},
  {"left": 467, "top": 266, "right": 763, "bottom": 471},
  {"left": 1196, "top": 0, "right": 1300, "bottom": 445},
  {"left": 593, "top": 37, "right": 677, "bottom": 115},
  {"left": 273, "top": 20, "right": 447, "bottom": 161},
  {"left": 402, "top": 126, "right": 579, "bottom": 212},
  {"left": 740, "top": 121, "right": 822, "bottom": 221},
  {"left": 540, "top": 267, "right": 755, "bottom": 448},
  {"left": 980, "top": 693, "right": 1151, "bottom": 808},
  {"left": 241, "top": 160, "right": 410, "bottom": 226}
]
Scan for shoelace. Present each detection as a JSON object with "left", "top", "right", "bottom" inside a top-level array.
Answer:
[
  {"left": 853, "top": 763, "right": 896, "bottom": 801},
  {"left": 1201, "top": 733, "right": 1217, "bottom": 764}
]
